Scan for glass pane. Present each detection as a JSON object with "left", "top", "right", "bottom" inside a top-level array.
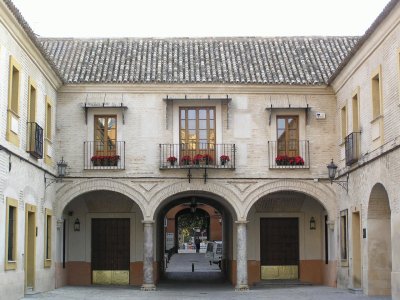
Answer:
[
  {"left": 181, "top": 119, "right": 186, "bottom": 129},
  {"left": 209, "top": 130, "right": 215, "bottom": 141},
  {"left": 199, "top": 120, "right": 207, "bottom": 129},
  {"left": 277, "top": 118, "right": 285, "bottom": 129},
  {"left": 289, "top": 140, "right": 298, "bottom": 150},
  {"left": 199, "top": 130, "right": 207, "bottom": 139},
  {"left": 188, "top": 130, "right": 196, "bottom": 140},
  {"left": 288, "top": 118, "right": 297, "bottom": 129},
  {"left": 188, "top": 120, "right": 196, "bottom": 130},
  {"left": 199, "top": 142, "right": 208, "bottom": 149},
  {"left": 209, "top": 109, "right": 214, "bottom": 119},
  {"left": 277, "top": 129, "right": 285, "bottom": 141},
  {"left": 199, "top": 109, "right": 207, "bottom": 119},
  {"left": 97, "top": 118, "right": 106, "bottom": 129},
  {"left": 278, "top": 141, "right": 286, "bottom": 151},
  {"left": 210, "top": 120, "right": 214, "bottom": 129},
  {"left": 188, "top": 109, "right": 196, "bottom": 119},
  {"left": 180, "top": 129, "right": 186, "bottom": 140},
  {"left": 181, "top": 109, "right": 186, "bottom": 119}
]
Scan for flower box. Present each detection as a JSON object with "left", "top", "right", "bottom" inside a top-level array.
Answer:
[{"left": 91, "top": 155, "right": 120, "bottom": 166}]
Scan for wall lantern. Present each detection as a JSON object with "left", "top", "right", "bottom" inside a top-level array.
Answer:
[
  {"left": 309, "top": 217, "right": 316, "bottom": 230},
  {"left": 327, "top": 159, "right": 349, "bottom": 193},
  {"left": 57, "top": 157, "right": 68, "bottom": 178},
  {"left": 74, "top": 218, "right": 80, "bottom": 232},
  {"left": 44, "top": 157, "right": 68, "bottom": 188}
]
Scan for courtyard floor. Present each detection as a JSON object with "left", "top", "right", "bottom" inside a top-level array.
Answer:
[{"left": 22, "top": 254, "right": 391, "bottom": 299}]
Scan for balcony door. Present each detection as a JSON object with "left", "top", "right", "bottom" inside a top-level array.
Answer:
[
  {"left": 179, "top": 107, "right": 216, "bottom": 160},
  {"left": 277, "top": 116, "right": 299, "bottom": 157},
  {"left": 94, "top": 115, "right": 117, "bottom": 156}
]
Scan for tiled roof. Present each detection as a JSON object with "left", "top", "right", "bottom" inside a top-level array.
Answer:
[
  {"left": 39, "top": 37, "right": 359, "bottom": 85},
  {"left": 3, "top": 0, "right": 64, "bottom": 82},
  {"left": 329, "top": 0, "right": 400, "bottom": 84}
]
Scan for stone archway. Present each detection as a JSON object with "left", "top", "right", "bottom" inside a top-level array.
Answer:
[
  {"left": 55, "top": 181, "right": 148, "bottom": 288},
  {"left": 55, "top": 179, "right": 147, "bottom": 218},
  {"left": 153, "top": 188, "right": 238, "bottom": 286},
  {"left": 243, "top": 180, "right": 337, "bottom": 222},
  {"left": 367, "top": 183, "right": 392, "bottom": 296}
]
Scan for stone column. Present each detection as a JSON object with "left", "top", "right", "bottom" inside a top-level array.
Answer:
[
  {"left": 235, "top": 220, "right": 249, "bottom": 291},
  {"left": 141, "top": 220, "right": 156, "bottom": 291}
]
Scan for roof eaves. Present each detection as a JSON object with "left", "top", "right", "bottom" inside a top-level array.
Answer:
[
  {"left": 3, "top": 0, "right": 65, "bottom": 83},
  {"left": 328, "top": 0, "right": 400, "bottom": 84}
]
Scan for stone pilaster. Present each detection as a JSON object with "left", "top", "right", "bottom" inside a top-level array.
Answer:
[
  {"left": 235, "top": 220, "right": 249, "bottom": 291},
  {"left": 141, "top": 220, "right": 156, "bottom": 291}
]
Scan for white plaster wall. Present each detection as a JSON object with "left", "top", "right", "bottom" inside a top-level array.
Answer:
[
  {"left": 0, "top": 12, "right": 59, "bottom": 299},
  {"left": 332, "top": 2, "right": 400, "bottom": 295}
]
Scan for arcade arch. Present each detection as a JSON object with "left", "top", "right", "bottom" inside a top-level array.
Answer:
[{"left": 367, "top": 183, "right": 392, "bottom": 296}]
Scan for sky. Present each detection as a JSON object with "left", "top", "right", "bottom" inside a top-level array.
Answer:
[{"left": 12, "top": 0, "right": 392, "bottom": 38}]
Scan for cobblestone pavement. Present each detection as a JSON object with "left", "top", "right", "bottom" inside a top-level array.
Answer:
[{"left": 22, "top": 254, "right": 391, "bottom": 300}]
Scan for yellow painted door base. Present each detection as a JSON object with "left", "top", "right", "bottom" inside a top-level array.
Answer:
[
  {"left": 261, "top": 265, "right": 298, "bottom": 280},
  {"left": 92, "top": 270, "right": 129, "bottom": 285}
]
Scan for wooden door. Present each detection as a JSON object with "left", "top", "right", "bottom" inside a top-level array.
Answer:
[
  {"left": 277, "top": 116, "right": 299, "bottom": 157},
  {"left": 25, "top": 204, "right": 36, "bottom": 290},
  {"left": 92, "top": 218, "right": 130, "bottom": 285},
  {"left": 179, "top": 107, "right": 216, "bottom": 163},
  {"left": 260, "top": 218, "right": 299, "bottom": 279}
]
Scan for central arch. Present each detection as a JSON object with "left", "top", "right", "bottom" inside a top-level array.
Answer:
[{"left": 153, "top": 188, "right": 238, "bottom": 286}]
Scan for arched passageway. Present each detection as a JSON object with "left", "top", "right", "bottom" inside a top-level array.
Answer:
[
  {"left": 246, "top": 190, "right": 335, "bottom": 286},
  {"left": 154, "top": 191, "right": 237, "bottom": 286},
  {"left": 367, "top": 183, "right": 391, "bottom": 296},
  {"left": 58, "top": 190, "right": 144, "bottom": 287}
]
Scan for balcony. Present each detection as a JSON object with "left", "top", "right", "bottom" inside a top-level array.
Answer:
[
  {"left": 26, "top": 122, "right": 43, "bottom": 159},
  {"left": 159, "top": 143, "right": 236, "bottom": 169},
  {"left": 345, "top": 132, "right": 361, "bottom": 166},
  {"left": 84, "top": 141, "right": 125, "bottom": 170},
  {"left": 268, "top": 140, "right": 310, "bottom": 169}
]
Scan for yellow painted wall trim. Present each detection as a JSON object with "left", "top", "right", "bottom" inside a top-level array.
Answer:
[
  {"left": 6, "top": 56, "right": 21, "bottom": 147},
  {"left": 25, "top": 204, "right": 36, "bottom": 288},
  {"left": 44, "top": 209, "right": 52, "bottom": 268},
  {"left": 5, "top": 198, "right": 18, "bottom": 271}
]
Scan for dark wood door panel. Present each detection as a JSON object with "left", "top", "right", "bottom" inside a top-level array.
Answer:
[
  {"left": 92, "top": 218, "right": 130, "bottom": 270},
  {"left": 260, "top": 218, "right": 299, "bottom": 266}
]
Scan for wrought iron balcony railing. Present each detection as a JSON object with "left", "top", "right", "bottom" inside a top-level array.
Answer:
[
  {"left": 159, "top": 143, "right": 235, "bottom": 169},
  {"left": 345, "top": 132, "right": 361, "bottom": 166},
  {"left": 84, "top": 141, "right": 125, "bottom": 170},
  {"left": 26, "top": 122, "right": 43, "bottom": 159},
  {"left": 268, "top": 140, "right": 310, "bottom": 169}
]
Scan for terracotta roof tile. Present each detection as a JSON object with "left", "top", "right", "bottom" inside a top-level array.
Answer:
[{"left": 39, "top": 37, "right": 359, "bottom": 85}]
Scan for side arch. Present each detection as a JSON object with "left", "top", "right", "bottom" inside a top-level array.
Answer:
[
  {"left": 55, "top": 179, "right": 147, "bottom": 218},
  {"left": 243, "top": 180, "right": 337, "bottom": 222},
  {"left": 148, "top": 181, "right": 241, "bottom": 220}
]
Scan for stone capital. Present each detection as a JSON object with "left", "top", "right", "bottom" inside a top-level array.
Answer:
[
  {"left": 235, "top": 220, "right": 249, "bottom": 224},
  {"left": 142, "top": 220, "right": 155, "bottom": 225}
]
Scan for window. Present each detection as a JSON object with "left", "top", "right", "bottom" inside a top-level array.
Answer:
[
  {"left": 46, "top": 100, "right": 52, "bottom": 141},
  {"left": 6, "top": 56, "right": 21, "bottom": 146},
  {"left": 341, "top": 105, "right": 347, "bottom": 142},
  {"left": 27, "top": 79, "right": 44, "bottom": 158},
  {"left": 44, "top": 97, "right": 53, "bottom": 164},
  {"left": 94, "top": 115, "right": 117, "bottom": 156},
  {"left": 352, "top": 90, "right": 359, "bottom": 132},
  {"left": 44, "top": 209, "right": 52, "bottom": 268},
  {"left": 28, "top": 79, "right": 37, "bottom": 123},
  {"left": 179, "top": 107, "right": 216, "bottom": 158},
  {"left": 5, "top": 198, "right": 18, "bottom": 270},
  {"left": 371, "top": 67, "right": 382, "bottom": 120},
  {"left": 340, "top": 209, "right": 348, "bottom": 266},
  {"left": 276, "top": 116, "right": 299, "bottom": 157}
]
